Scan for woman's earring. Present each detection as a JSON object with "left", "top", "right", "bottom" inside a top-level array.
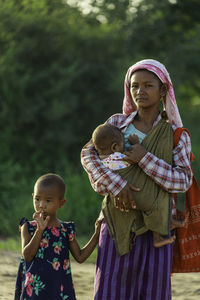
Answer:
[{"left": 161, "top": 110, "right": 168, "bottom": 120}]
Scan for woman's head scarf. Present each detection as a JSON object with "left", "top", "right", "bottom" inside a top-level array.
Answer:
[{"left": 122, "top": 59, "right": 183, "bottom": 127}]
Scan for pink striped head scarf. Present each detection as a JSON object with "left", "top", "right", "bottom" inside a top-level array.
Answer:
[{"left": 122, "top": 59, "right": 183, "bottom": 127}]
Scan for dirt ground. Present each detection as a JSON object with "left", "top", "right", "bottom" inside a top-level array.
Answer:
[
  {"left": 1, "top": 250, "right": 200, "bottom": 300},
  {"left": 0, "top": 251, "right": 95, "bottom": 300}
]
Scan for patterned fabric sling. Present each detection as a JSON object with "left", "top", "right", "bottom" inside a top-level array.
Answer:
[
  {"left": 102, "top": 118, "right": 174, "bottom": 256},
  {"left": 172, "top": 128, "right": 200, "bottom": 272}
]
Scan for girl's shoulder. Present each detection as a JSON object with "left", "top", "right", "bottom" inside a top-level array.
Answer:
[
  {"left": 19, "top": 217, "right": 37, "bottom": 235},
  {"left": 60, "top": 221, "right": 76, "bottom": 241},
  {"left": 61, "top": 221, "right": 75, "bottom": 231},
  {"left": 61, "top": 220, "right": 74, "bottom": 225}
]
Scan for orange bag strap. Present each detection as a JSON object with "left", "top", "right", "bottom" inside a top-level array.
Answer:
[
  {"left": 174, "top": 127, "right": 189, "bottom": 147},
  {"left": 174, "top": 127, "right": 194, "bottom": 162},
  {"left": 173, "top": 127, "right": 194, "bottom": 204}
]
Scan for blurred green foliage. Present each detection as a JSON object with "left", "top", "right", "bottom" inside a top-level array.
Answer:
[{"left": 0, "top": 0, "right": 199, "bottom": 237}]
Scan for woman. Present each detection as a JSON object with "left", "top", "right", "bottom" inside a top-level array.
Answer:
[{"left": 81, "top": 59, "right": 193, "bottom": 300}]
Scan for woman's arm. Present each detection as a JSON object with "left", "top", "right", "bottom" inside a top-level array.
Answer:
[
  {"left": 21, "top": 212, "right": 49, "bottom": 262},
  {"left": 81, "top": 114, "right": 129, "bottom": 196},
  {"left": 69, "top": 220, "right": 101, "bottom": 264},
  {"left": 81, "top": 139, "right": 127, "bottom": 196},
  {"left": 81, "top": 113, "right": 139, "bottom": 210}
]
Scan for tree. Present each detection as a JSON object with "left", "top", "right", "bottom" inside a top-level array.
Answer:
[{"left": 0, "top": 0, "right": 127, "bottom": 171}]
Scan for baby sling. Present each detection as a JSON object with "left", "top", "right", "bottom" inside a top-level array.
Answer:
[{"left": 102, "top": 119, "right": 174, "bottom": 256}]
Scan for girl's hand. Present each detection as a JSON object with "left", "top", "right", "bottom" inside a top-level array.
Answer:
[
  {"left": 94, "top": 219, "right": 102, "bottom": 237},
  {"left": 124, "top": 144, "right": 147, "bottom": 164},
  {"left": 33, "top": 211, "right": 50, "bottom": 232}
]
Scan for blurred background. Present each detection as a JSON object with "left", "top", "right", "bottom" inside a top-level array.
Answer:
[{"left": 0, "top": 0, "right": 199, "bottom": 239}]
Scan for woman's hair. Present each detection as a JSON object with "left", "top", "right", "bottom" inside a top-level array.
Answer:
[
  {"left": 92, "top": 124, "right": 123, "bottom": 149},
  {"left": 131, "top": 68, "right": 163, "bottom": 88},
  {"left": 123, "top": 59, "right": 183, "bottom": 127},
  {"left": 35, "top": 173, "right": 66, "bottom": 198}
]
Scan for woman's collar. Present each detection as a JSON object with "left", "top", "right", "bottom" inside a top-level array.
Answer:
[
  {"left": 119, "top": 111, "right": 162, "bottom": 129},
  {"left": 153, "top": 113, "right": 162, "bottom": 126},
  {"left": 119, "top": 111, "right": 137, "bottom": 129}
]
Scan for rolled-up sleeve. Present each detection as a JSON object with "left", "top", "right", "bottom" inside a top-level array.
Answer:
[
  {"left": 81, "top": 113, "right": 130, "bottom": 196},
  {"left": 81, "top": 140, "right": 127, "bottom": 196},
  {"left": 138, "top": 130, "right": 193, "bottom": 193}
]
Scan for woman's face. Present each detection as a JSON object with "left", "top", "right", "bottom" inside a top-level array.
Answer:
[{"left": 130, "top": 70, "right": 163, "bottom": 111}]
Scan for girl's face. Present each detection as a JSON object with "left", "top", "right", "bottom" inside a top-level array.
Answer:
[
  {"left": 33, "top": 183, "right": 65, "bottom": 219},
  {"left": 130, "top": 70, "right": 163, "bottom": 111}
]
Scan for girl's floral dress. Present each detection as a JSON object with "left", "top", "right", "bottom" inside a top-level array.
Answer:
[{"left": 14, "top": 218, "right": 76, "bottom": 300}]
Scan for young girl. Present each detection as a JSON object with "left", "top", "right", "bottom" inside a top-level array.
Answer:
[{"left": 14, "top": 173, "right": 101, "bottom": 300}]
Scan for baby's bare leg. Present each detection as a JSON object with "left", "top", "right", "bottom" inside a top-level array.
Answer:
[
  {"left": 153, "top": 232, "right": 176, "bottom": 248},
  {"left": 170, "top": 217, "right": 185, "bottom": 230}
]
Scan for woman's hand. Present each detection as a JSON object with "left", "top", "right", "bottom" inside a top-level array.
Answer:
[
  {"left": 114, "top": 182, "right": 140, "bottom": 212},
  {"left": 124, "top": 144, "right": 147, "bottom": 164},
  {"left": 33, "top": 211, "right": 50, "bottom": 232}
]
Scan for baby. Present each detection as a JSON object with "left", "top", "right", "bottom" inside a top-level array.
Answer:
[{"left": 92, "top": 123, "right": 184, "bottom": 248}]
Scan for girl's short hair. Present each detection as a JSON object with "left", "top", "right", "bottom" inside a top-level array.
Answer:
[{"left": 35, "top": 173, "right": 65, "bottom": 198}]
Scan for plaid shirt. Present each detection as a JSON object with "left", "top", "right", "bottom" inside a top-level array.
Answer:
[{"left": 81, "top": 112, "right": 193, "bottom": 197}]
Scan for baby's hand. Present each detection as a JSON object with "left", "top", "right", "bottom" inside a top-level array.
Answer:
[
  {"left": 33, "top": 211, "right": 50, "bottom": 232},
  {"left": 128, "top": 134, "right": 140, "bottom": 145}
]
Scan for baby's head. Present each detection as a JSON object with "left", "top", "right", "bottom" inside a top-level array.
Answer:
[
  {"left": 33, "top": 173, "right": 66, "bottom": 216},
  {"left": 92, "top": 124, "right": 124, "bottom": 156}
]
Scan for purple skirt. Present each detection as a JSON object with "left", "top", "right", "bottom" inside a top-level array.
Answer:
[{"left": 94, "top": 222, "right": 172, "bottom": 300}]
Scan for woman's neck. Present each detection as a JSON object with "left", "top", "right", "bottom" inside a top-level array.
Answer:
[{"left": 133, "top": 109, "right": 160, "bottom": 134}]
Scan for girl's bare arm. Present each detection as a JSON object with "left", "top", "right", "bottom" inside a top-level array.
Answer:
[
  {"left": 69, "top": 220, "right": 101, "bottom": 264},
  {"left": 21, "top": 212, "right": 50, "bottom": 262}
]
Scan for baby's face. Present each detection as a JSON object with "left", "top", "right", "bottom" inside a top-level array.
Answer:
[
  {"left": 95, "top": 144, "right": 112, "bottom": 156},
  {"left": 95, "top": 138, "right": 124, "bottom": 156},
  {"left": 117, "top": 140, "right": 125, "bottom": 153}
]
